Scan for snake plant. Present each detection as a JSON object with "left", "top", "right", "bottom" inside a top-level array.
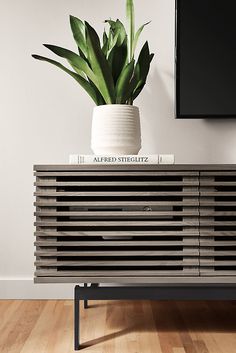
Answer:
[{"left": 32, "top": 0, "right": 154, "bottom": 105}]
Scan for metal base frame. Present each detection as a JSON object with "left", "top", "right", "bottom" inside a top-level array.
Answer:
[{"left": 74, "top": 284, "right": 236, "bottom": 350}]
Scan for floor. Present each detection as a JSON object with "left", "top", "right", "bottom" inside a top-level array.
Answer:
[{"left": 0, "top": 300, "right": 236, "bottom": 353}]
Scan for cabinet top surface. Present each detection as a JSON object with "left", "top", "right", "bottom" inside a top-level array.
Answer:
[{"left": 34, "top": 164, "right": 236, "bottom": 171}]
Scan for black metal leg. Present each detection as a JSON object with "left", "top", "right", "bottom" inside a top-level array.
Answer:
[
  {"left": 84, "top": 283, "right": 88, "bottom": 309},
  {"left": 91, "top": 283, "right": 99, "bottom": 288},
  {"left": 84, "top": 283, "right": 99, "bottom": 308},
  {"left": 74, "top": 286, "right": 80, "bottom": 350}
]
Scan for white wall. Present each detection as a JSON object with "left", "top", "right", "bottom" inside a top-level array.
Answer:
[{"left": 1, "top": 0, "right": 236, "bottom": 298}]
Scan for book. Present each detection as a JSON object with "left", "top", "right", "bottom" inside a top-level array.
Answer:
[
  {"left": 159, "top": 154, "right": 175, "bottom": 164},
  {"left": 69, "top": 154, "right": 159, "bottom": 165}
]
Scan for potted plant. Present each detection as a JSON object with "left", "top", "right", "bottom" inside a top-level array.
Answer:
[{"left": 32, "top": 0, "right": 154, "bottom": 155}]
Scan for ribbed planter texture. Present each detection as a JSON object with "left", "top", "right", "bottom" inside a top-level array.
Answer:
[{"left": 91, "top": 104, "right": 141, "bottom": 155}]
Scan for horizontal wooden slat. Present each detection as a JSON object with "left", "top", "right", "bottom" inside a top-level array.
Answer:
[
  {"left": 35, "top": 230, "right": 199, "bottom": 237},
  {"left": 34, "top": 276, "right": 236, "bottom": 284},
  {"left": 35, "top": 180, "right": 199, "bottom": 187},
  {"left": 200, "top": 260, "right": 236, "bottom": 266},
  {"left": 34, "top": 168, "right": 200, "bottom": 175},
  {"left": 201, "top": 182, "right": 236, "bottom": 186},
  {"left": 35, "top": 269, "right": 198, "bottom": 277},
  {"left": 201, "top": 171, "right": 236, "bottom": 176},
  {"left": 35, "top": 249, "right": 199, "bottom": 256},
  {"left": 34, "top": 164, "right": 236, "bottom": 172},
  {"left": 35, "top": 220, "right": 199, "bottom": 227},
  {"left": 200, "top": 192, "right": 236, "bottom": 196},
  {"left": 200, "top": 201, "right": 236, "bottom": 206},
  {"left": 35, "top": 211, "right": 199, "bottom": 217},
  {"left": 200, "top": 250, "right": 236, "bottom": 256},
  {"left": 35, "top": 191, "right": 199, "bottom": 197},
  {"left": 35, "top": 259, "right": 199, "bottom": 266},
  {"left": 34, "top": 200, "right": 199, "bottom": 207},
  {"left": 200, "top": 230, "right": 236, "bottom": 236},
  {"left": 200, "top": 211, "right": 236, "bottom": 216},
  {"left": 200, "top": 270, "right": 236, "bottom": 276},
  {"left": 200, "top": 221, "right": 236, "bottom": 226},
  {"left": 35, "top": 239, "right": 198, "bottom": 247},
  {"left": 200, "top": 240, "right": 236, "bottom": 246}
]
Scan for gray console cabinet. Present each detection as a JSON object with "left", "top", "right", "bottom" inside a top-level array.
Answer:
[{"left": 34, "top": 164, "right": 236, "bottom": 285}]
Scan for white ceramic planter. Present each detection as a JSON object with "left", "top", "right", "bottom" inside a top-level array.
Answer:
[{"left": 91, "top": 104, "right": 141, "bottom": 155}]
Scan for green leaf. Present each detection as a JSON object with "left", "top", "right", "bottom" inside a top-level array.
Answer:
[
  {"left": 133, "top": 21, "right": 151, "bottom": 57},
  {"left": 116, "top": 20, "right": 127, "bottom": 46},
  {"left": 149, "top": 53, "right": 155, "bottom": 64},
  {"left": 102, "top": 30, "right": 109, "bottom": 56},
  {"left": 105, "top": 19, "right": 127, "bottom": 47},
  {"left": 134, "top": 41, "right": 150, "bottom": 83},
  {"left": 122, "top": 74, "right": 139, "bottom": 103},
  {"left": 85, "top": 21, "right": 115, "bottom": 104},
  {"left": 70, "top": 16, "right": 87, "bottom": 58},
  {"left": 106, "top": 26, "right": 113, "bottom": 58},
  {"left": 105, "top": 19, "right": 116, "bottom": 34},
  {"left": 44, "top": 44, "right": 97, "bottom": 84},
  {"left": 126, "top": 0, "right": 135, "bottom": 61},
  {"left": 133, "top": 43, "right": 154, "bottom": 100},
  {"left": 108, "top": 36, "right": 128, "bottom": 84},
  {"left": 115, "top": 60, "right": 134, "bottom": 103},
  {"left": 105, "top": 20, "right": 128, "bottom": 83},
  {"left": 88, "top": 79, "right": 106, "bottom": 105},
  {"left": 32, "top": 54, "right": 100, "bottom": 105},
  {"left": 132, "top": 81, "right": 145, "bottom": 100},
  {"left": 107, "top": 30, "right": 120, "bottom": 57}
]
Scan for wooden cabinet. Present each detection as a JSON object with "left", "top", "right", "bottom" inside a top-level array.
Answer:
[{"left": 34, "top": 165, "right": 236, "bottom": 284}]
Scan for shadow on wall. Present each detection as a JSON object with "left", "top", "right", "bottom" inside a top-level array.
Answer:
[
  {"left": 139, "top": 68, "right": 174, "bottom": 154},
  {"left": 142, "top": 68, "right": 173, "bottom": 122}
]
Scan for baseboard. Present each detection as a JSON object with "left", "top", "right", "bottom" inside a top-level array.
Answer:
[
  {"left": 0, "top": 279, "right": 136, "bottom": 299},
  {"left": 0, "top": 278, "right": 74, "bottom": 299}
]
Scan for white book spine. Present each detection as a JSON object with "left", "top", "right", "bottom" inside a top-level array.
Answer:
[{"left": 73, "top": 155, "right": 159, "bottom": 165}]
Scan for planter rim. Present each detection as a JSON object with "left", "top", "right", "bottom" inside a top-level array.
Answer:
[{"left": 94, "top": 104, "right": 139, "bottom": 110}]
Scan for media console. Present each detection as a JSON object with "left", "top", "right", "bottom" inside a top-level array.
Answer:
[{"left": 34, "top": 164, "right": 236, "bottom": 349}]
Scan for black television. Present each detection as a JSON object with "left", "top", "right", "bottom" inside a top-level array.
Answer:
[{"left": 176, "top": 0, "right": 236, "bottom": 118}]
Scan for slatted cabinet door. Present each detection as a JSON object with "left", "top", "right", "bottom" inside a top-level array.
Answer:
[
  {"left": 200, "top": 172, "right": 236, "bottom": 277},
  {"left": 34, "top": 166, "right": 200, "bottom": 283}
]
